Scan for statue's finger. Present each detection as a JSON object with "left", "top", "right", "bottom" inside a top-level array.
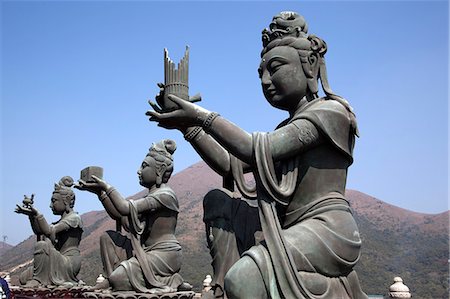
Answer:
[
  {"left": 157, "top": 82, "right": 165, "bottom": 88},
  {"left": 91, "top": 175, "right": 101, "bottom": 183},
  {"left": 167, "top": 94, "right": 184, "bottom": 107},
  {"left": 146, "top": 110, "right": 161, "bottom": 118},
  {"left": 148, "top": 100, "right": 163, "bottom": 113}
]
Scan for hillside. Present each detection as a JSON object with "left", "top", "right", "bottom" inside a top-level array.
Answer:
[
  {"left": 0, "top": 242, "right": 13, "bottom": 257},
  {"left": 1, "top": 161, "right": 448, "bottom": 298}
]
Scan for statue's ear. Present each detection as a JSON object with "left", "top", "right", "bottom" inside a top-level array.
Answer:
[
  {"left": 155, "top": 164, "right": 166, "bottom": 187},
  {"left": 306, "top": 53, "right": 320, "bottom": 94}
]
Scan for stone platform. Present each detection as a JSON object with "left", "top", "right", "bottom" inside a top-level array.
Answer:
[
  {"left": 11, "top": 287, "right": 196, "bottom": 299},
  {"left": 11, "top": 286, "right": 85, "bottom": 298},
  {"left": 82, "top": 291, "right": 195, "bottom": 299}
]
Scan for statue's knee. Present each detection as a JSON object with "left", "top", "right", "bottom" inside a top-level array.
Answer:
[
  {"left": 100, "top": 231, "right": 113, "bottom": 246},
  {"left": 204, "top": 188, "right": 231, "bottom": 208},
  {"left": 109, "top": 266, "right": 124, "bottom": 286},
  {"left": 35, "top": 240, "right": 48, "bottom": 250},
  {"left": 224, "top": 262, "right": 241, "bottom": 299},
  {"left": 109, "top": 265, "right": 134, "bottom": 291},
  {"left": 203, "top": 188, "right": 234, "bottom": 224},
  {"left": 34, "top": 240, "right": 51, "bottom": 255},
  {"left": 224, "top": 256, "right": 266, "bottom": 299}
]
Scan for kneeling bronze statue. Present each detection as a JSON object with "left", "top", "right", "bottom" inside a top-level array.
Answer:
[
  {"left": 15, "top": 176, "right": 83, "bottom": 288},
  {"left": 77, "top": 140, "right": 190, "bottom": 294}
]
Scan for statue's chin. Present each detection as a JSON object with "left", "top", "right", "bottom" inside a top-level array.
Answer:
[{"left": 139, "top": 181, "right": 152, "bottom": 189}]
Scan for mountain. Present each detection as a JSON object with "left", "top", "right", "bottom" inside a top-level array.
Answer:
[
  {"left": 0, "top": 242, "right": 13, "bottom": 257},
  {"left": 0, "top": 161, "right": 448, "bottom": 298}
]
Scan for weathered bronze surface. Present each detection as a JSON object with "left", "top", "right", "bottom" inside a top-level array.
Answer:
[
  {"left": 76, "top": 140, "right": 191, "bottom": 295},
  {"left": 148, "top": 11, "right": 367, "bottom": 299},
  {"left": 15, "top": 176, "right": 83, "bottom": 288}
]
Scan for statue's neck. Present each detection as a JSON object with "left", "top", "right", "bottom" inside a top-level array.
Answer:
[
  {"left": 289, "top": 94, "right": 316, "bottom": 118},
  {"left": 149, "top": 184, "right": 164, "bottom": 193},
  {"left": 62, "top": 209, "right": 73, "bottom": 218}
]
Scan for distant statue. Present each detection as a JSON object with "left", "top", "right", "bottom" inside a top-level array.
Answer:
[
  {"left": 76, "top": 140, "right": 190, "bottom": 294},
  {"left": 148, "top": 11, "right": 367, "bottom": 299},
  {"left": 15, "top": 176, "right": 83, "bottom": 288}
]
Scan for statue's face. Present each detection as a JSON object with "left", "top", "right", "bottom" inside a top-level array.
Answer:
[
  {"left": 50, "top": 193, "right": 66, "bottom": 215},
  {"left": 259, "top": 45, "right": 307, "bottom": 110},
  {"left": 138, "top": 156, "right": 157, "bottom": 188}
]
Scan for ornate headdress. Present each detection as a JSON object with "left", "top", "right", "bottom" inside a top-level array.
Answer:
[
  {"left": 53, "top": 176, "right": 74, "bottom": 193},
  {"left": 147, "top": 139, "right": 176, "bottom": 162},
  {"left": 53, "top": 176, "right": 75, "bottom": 208},
  {"left": 262, "top": 11, "right": 308, "bottom": 47}
]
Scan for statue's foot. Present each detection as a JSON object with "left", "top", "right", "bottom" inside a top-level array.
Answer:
[
  {"left": 24, "top": 279, "right": 40, "bottom": 288},
  {"left": 177, "top": 282, "right": 193, "bottom": 291},
  {"left": 200, "top": 290, "right": 217, "bottom": 299},
  {"left": 91, "top": 279, "right": 110, "bottom": 290},
  {"left": 148, "top": 286, "right": 172, "bottom": 295},
  {"left": 58, "top": 282, "right": 75, "bottom": 289}
]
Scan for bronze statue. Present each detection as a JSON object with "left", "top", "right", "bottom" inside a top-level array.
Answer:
[
  {"left": 76, "top": 140, "right": 190, "bottom": 294},
  {"left": 148, "top": 11, "right": 367, "bottom": 299},
  {"left": 15, "top": 176, "right": 83, "bottom": 288}
]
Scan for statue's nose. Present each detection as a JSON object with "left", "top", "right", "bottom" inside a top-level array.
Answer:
[{"left": 261, "top": 71, "right": 271, "bottom": 86}]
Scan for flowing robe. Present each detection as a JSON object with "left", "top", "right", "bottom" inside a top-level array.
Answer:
[
  {"left": 20, "top": 212, "right": 82, "bottom": 286},
  {"left": 109, "top": 186, "right": 183, "bottom": 293},
  {"left": 233, "top": 98, "right": 367, "bottom": 299}
]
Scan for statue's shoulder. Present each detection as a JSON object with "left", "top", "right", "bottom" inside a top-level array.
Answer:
[
  {"left": 60, "top": 212, "right": 83, "bottom": 228},
  {"left": 151, "top": 186, "right": 176, "bottom": 199},
  {"left": 304, "top": 98, "right": 349, "bottom": 116},
  {"left": 148, "top": 186, "right": 179, "bottom": 212},
  {"left": 295, "top": 98, "right": 355, "bottom": 160},
  {"left": 295, "top": 98, "right": 351, "bottom": 126}
]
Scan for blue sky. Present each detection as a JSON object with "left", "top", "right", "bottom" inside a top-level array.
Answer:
[{"left": 1, "top": 1, "right": 448, "bottom": 245}]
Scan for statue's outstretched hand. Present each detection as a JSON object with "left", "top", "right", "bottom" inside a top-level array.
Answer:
[
  {"left": 75, "top": 175, "right": 110, "bottom": 196},
  {"left": 147, "top": 94, "right": 208, "bottom": 129},
  {"left": 15, "top": 195, "right": 38, "bottom": 216}
]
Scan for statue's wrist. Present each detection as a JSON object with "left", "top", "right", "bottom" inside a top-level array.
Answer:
[
  {"left": 195, "top": 110, "right": 210, "bottom": 125},
  {"left": 106, "top": 186, "right": 116, "bottom": 196},
  {"left": 99, "top": 191, "right": 108, "bottom": 202},
  {"left": 203, "top": 112, "right": 220, "bottom": 132},
  {"left": 184, "top": 126, "right": 203, "bottom": 142}
]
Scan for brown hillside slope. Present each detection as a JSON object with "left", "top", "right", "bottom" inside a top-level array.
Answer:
[
  {"left": 0, "top": 242, "right": 13, "bottom": 257},
  {"left": 1, "top": 161, "right": 448, "bottom": 297}
]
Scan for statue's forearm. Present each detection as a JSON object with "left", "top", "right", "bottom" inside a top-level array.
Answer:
[
  {"left": 106, "top": 187, "right": 130, "bottom": 216},
  {"left": 183, "top": 127, "right": 232, "bottom": 176},
  {"left": 98, "top": 191, "right": 122, "bottom": 219},
  {"left": 35, "top": 214, "right": 52, "bottom": 236},
  {"left": 201, "top": 117, "right": 253, "bottom": 165},
  {"left": 29, "top": 215, "right": 42, "bottom": 235}
]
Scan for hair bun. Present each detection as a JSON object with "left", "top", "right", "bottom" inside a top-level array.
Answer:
[
  {"left": 308, "top": 34, "right": 327, "bottom": 55},
  {"left": 163, "top": 139, "right": 177, "bottom": 155},
  {"left": 59, "top": 176, "right": 74, "bottom": 188}
]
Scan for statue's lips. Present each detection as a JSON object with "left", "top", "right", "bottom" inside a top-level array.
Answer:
[{"left": 265, "top": 89, "right": 277, "bottom": 98}]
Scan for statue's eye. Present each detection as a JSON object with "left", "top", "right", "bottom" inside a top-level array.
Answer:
[
  {"left": 269, "top": 60, "right": 284, "bottom": 73},
  {"left": 257, "top": 68, "right": 263, "bottom": 78}
]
